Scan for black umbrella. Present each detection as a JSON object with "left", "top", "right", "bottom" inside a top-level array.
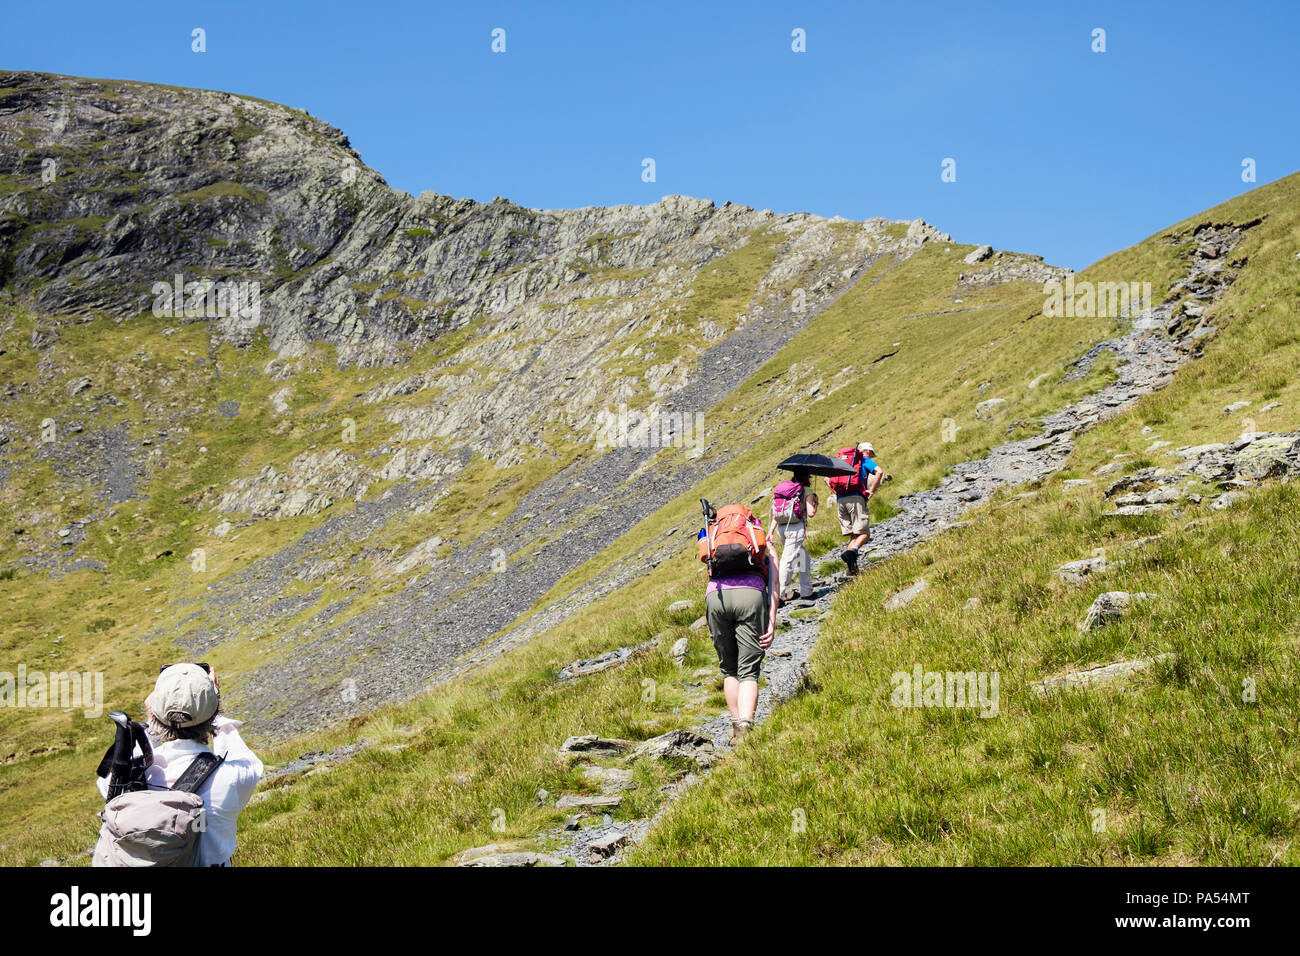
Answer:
[{"left": 776, "top": 453, "right": 854, "bottom": 477}]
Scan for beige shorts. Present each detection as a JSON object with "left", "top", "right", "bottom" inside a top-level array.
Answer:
[{"left": 836, "top": 494, "right": 870, "bottom": 536}]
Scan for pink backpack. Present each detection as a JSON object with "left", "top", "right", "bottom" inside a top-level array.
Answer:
[{"left": 771, "top": 481, "right": 805, "bottom": 524}]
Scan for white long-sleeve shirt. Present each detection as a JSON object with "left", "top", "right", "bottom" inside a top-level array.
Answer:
[{"left": 96, "top": 715, "right": 263, "bottom": 866}]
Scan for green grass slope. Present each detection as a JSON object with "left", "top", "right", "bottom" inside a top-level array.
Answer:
[{"left": 633, "top": 175, "right": 1300, "bottom": 865}]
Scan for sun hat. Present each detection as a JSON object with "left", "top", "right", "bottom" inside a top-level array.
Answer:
[{"left": 148, "top": 663, "right": 219, "bottom": 728}]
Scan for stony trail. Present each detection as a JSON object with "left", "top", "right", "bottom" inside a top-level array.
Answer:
[{"left": 539, "top": 219, "right": 1257, "bottom": 866}]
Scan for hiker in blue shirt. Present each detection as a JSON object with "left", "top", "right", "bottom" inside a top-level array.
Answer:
[{"left": 833, "top": 442, "right": 884, "bottom": 575}]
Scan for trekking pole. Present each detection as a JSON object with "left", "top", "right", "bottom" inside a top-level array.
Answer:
[{"left": 103, "top": 712, "right": 135, "bottom": 801}]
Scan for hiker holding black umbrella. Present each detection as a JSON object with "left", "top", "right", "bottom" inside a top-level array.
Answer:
[{"left": 771, "top": 468, "right": 817, "bottom": 603}]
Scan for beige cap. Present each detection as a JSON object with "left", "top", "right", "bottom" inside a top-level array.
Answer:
[
  {"left": 149, "top": 663, "right": 219, "bottom": 728},
  {"left": 858, "top": 442, "right": 876, "bottom": 456}
]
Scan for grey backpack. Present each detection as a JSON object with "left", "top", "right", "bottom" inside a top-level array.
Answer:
[{"left": 92, "top": 752, "right": 223, "bottom": 867}]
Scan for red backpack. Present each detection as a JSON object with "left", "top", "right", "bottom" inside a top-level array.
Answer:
[
  {"left": 826, "top": 446, "right": 866, "bottom": 497},
  {"left": 698, "top": 503, "right": 768, "bottom": 578}
]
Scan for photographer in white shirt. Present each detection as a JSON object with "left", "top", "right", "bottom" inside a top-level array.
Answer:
[{"left": 96, "top": 662, "right": 263, "bottom": 867}]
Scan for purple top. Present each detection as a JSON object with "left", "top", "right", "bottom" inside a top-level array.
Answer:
[{"left": 706, "top": 571, "right": 766, "bottom": 593}]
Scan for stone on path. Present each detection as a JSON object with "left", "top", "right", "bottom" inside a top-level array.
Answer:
[
  {"left": 975, "top": 397, "right": 1007, "bottom": 420},
  {"left": 667, "top": 600, "right": 693, "bottom": 614},
  {"left": 458, "top": 844, "right": 569, "bottom": 867},
  {"left": 631, "top": 729, "right": 717, "bottom": 767},
  {"left": 554, "top": 794, "right": 622, "bottom": 811},
  {"left": 587, "top": 831, "right": 629, "bottom": 862}
]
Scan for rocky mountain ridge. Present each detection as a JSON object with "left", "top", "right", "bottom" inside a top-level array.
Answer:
[{"left": 1, "top": 70, "right": 1069, "bottom": 738}]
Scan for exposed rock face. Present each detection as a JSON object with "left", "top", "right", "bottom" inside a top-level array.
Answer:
[{"left": 0, "top": 69, "right": 923, "bottom": 369}]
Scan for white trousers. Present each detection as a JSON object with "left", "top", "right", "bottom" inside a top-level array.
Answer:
[{"left": 777, "top": 520, "right": 812, "bottom": 597}]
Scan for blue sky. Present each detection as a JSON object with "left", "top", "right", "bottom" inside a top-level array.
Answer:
[{"left": 2, "top": 1, "right": 1296, "bottom": 269}]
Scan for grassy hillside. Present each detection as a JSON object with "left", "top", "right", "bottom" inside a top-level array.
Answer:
[
  {"left": 632, "top": 175, "right": 1300, "bottom": 865},
  {"left": 3, "top": 168, "right": 1294, "bottom": 866}
]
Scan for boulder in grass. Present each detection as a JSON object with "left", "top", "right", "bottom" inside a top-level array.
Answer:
[
  {"left": 671, "top": 637, "right": 689, "bottom": 665},
  {"left": 1054, "top": 554, "right": 1113, "bottom": 585},
  {"left": 1029, "top": 654, "right": 1174, "bottom": 697},
  {"left": 1078, "top": 591, "right": 1156, "bottom": 631},
  {"left": 884, "top": 578, "right": 928, "bottom": 611}
]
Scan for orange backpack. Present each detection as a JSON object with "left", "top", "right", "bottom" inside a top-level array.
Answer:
[{"left": 697, "top": 501, "right": 768, "bottom": 579}]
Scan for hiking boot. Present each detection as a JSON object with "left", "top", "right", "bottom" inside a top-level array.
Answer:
[
  {"left": 731, "top": 719, "right": 753, "bottom": 745},
  {"left": 842, "top": 548, "right": 859, "bottom": 576}
]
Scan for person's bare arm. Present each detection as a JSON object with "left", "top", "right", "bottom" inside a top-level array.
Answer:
[
  {"left": 867, "top": 467, "right": 884, "bottom": 498},
  {"left": 761, "top": 543, "right": 779, "bottom": 648}
]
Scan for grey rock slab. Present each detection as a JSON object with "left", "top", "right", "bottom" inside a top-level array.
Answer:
[
  {"left": 1105, "top": 504, "right": 1171, "bottom": 517},
  {"left": 580, "top": 766, "right": 636, "bottom": 794},
  {"left": 457, "top": 846, "right": 569, "bottom": 867},
  {"left": 587, "top": 831, "right": 630, "bottom": 862},
  {"left": 670, "top": 636, "right": 690, "bottom": 665},
  {"left": 1030, "top": 654, "right": 1174, "bottom": 697},
  {"left": 554, "top": 794, "right": 623, "bottom": 811},
  {"left": 884, "top": 578, "right": 928, "bottom": 611},
  {"left": 631, "top": 729, "right": 717, "bottom": 767},
  {"left": 1054, "top": 555, "right": 1111, "bottom": 585},
  {"left": 558, "top": 735, "right": 635, "bottom": 758}
]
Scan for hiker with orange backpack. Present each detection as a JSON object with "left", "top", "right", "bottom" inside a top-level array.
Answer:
[
  {"left": 697, "top": 499, "right": 780, "bottom": 744},
  {"left": 827, "top": 442, "right": 884, "bottom": 576},
  {"left": 771, "top": 470, "right": 818, "bottom": 603}
]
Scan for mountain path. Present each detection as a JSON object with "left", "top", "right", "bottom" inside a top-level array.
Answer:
[{"left": 542, "top": 219, "right": 1256, "bottom": 866}]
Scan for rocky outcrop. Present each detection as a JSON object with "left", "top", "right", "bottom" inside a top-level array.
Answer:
[{"left": 1079, "top": 591, "right": 1157, "bottom": 631}]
